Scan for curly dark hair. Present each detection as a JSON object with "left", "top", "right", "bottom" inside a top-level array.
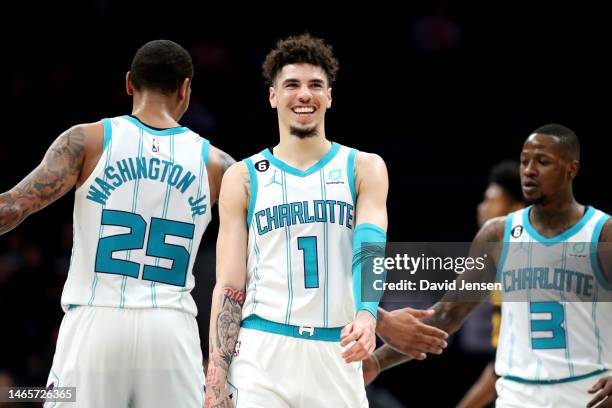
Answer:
[
  {"left": 262, "top": 33, "right": 339, "bottom": 86},
  {"left": 130, "top": 39, "right": 193, "bottom": 94}
]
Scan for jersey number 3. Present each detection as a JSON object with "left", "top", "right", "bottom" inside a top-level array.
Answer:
[
  {"left": 530, "top": 301, "right": 566, "bottom": 349},
  {"left": 95, "top": 209, "right": 195, "bottom": 287}
]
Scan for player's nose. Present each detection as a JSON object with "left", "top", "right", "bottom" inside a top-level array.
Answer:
[{"left": 297, "top": 85, "right": 312, "bottom": 101}]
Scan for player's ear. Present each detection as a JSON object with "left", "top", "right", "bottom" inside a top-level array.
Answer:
[
  {"left": 126, "top": 72, "right": 134, "bottom": 96},
  {"left": 568, "top": 160, "right": 580, "bottom": 179},
  {"left": 327, "top": 87, "right": 332, "bottom": 108},
  {"left": 269, "top": 86, "right": 278, "bottom": 108},
  {"left": 178, "top": 78, "right": 191, "bottom": 101}
]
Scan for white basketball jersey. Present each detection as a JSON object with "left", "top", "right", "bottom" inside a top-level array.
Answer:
[
  {"left": 243, "top": 143, "right": 358, "bottom": 328},
  {"left": 61, "top": 115, "right": 212, "bottom": 316},
  {"left": 496, "top": 206, "right": 612, "bottom": 382}
]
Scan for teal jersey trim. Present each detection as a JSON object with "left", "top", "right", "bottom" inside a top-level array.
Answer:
[
  {"left": 282, "top": 171, "right": 294, "bottom": 324},
  {"left": 244, "top": 158, "right": 258, "bottom": 227},
  {"left": 523, "top": 205, "right": 595, "bottom": 246},
  {"left": 560, "top": 242, "right": 574, "bottom": 376},
  {"left": 261, "top": 142, "right": 340, "bottom": 177},
  {"left": 242, "top": 315, "right": 342, "bottom": 342},
  {"left": 504, "top": 368, "right": 608, "bottom": 385},
  {"left": 249, "top": 223, "right": 262, "bottom": 315},
  {"left": 496, "top": 213, "right": 515, "bottom": 282},
  {"left": 347, "top": 148, "right": 358, "bottom": 203},
  {"left": 591, "top": 213, "right": 612, "bottom": 290},
  {"left": 201, "top": 138, "right": 210, "bottom": 167},
  {"left": 122, "top": 115, "right": 190, "bottom": 136},
  {"left": 88, "top": 136, "right": 113, "bottom": 305},
  {"left": 102, "top": 118, "right": 112, "bottom": 150},
  {"left": 150, "top": 134, "right": 175, "bottom": 307},
  {"left": 319, "top": 169, "right": 330, "bottom": 326},
  {"left": 352, "top": 223, "right": 387, "bottom": 318}
]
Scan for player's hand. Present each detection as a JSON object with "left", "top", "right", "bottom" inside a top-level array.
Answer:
[
  {"left": 376, "top": 307, "right": 448, "bottom": 360},
  {"left": 340, "top": 310, "right": 376, "bottom": 363},
  {"left": 587, "top": 376, "right": 612, "bottom": 408},
  {"left": 362, "top": 354, "right": 381, "bottom": 385}
]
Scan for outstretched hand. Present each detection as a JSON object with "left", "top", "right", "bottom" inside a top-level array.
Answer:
[
  {"left": 377, "top": 307, "right": 448, "bottom": 360},
  {"left": 340, "top": 310, "right": 377, "bottom": 363}
]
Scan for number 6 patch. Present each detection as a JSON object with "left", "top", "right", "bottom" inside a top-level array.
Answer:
[{"left": 255, "top": 160, "right": 270, "bottom": 172}]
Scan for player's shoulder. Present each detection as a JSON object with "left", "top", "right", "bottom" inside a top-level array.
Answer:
[
  {"left": 207, "top": 144, "right": 236, "bottom": 174},
  {"left": 65, "top": 121, "right": 103, "bottom": 139},
  {"left": 354, "top": 151, "right": 387, "bottom": 179},
  {"left": 59, "top": 121, "right": 104, "bottom": 155},
  {"left": 223, "top": 161, "right": 249, "bottom": 182},
  {"left": 478, "top": 216, "right": 507, "bottom": 243},
  {"left": 600, "top": 217, "right": 612, "bottom": 243},
  {"left": 218, "top": 161, "right": 251, "bottom": 206},
  {"left": 355, "top": 151, "right": 386, "bottom": 168}
]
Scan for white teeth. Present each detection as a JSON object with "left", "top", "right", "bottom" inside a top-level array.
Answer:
[{"left": 293, "top": 107, "right": 314, "bottom": 113}]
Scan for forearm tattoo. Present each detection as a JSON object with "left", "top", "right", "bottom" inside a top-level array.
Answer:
[
  {"left": 0, "top": 126, "right": 85, "bottom": 235},
  {"left": 376, "top": 345, "right": 412, "bottom": 371},
  {"left": 207, "top": 287, "right": 245, "bottom": 404}
]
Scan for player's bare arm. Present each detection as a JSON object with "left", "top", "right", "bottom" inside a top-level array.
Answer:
[
  {"left": 340, "top": 152, "right": 388, "bottom": 363},
  {"left": 206, "top": 162, "right": 249, "bottom": 408},
  {"left": 206, "top": 145, "right": 236, "bottom": 205},
  {"left": 364, "top": 217, "right": 504, "bottom": 383},
  {"left": 0, "top": 122, "right": 102, "bottom": 235},
  {"left": 586, "top": 219, "right": 612, "bottom": 408}
]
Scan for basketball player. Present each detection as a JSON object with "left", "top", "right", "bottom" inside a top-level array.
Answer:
[
  {"left": 364, "top": 124, "right": 612, "bottom": 407},
  {"left": 205, "top": 33, "right": 392, "bottom": 408},
  {"left": 0, "top": 40, "right": 234, "bottom": 407}
]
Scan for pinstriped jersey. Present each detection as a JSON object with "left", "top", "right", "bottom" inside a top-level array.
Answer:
[
  {"left": 243, "top": 143, "right": 358, "bottom": 328},
  {"left": 495, "top": 206, "right": 612, "bottom": 381},
  {"left": 61, "top": 115, "right": 212, "bottom": 316}
]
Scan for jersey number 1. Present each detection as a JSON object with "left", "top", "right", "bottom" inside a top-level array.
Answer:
[
  {"left": 95, "top": 209, "right": 195, "bottom": 287},
  {"left": 298, "top": 236, "right": 319, "bottom": 288}
]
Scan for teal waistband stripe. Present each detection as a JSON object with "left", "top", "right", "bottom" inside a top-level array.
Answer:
[
  {"left": 503, "top": 368, "right": 608, "bottom": 385},
  {"left": 242, "top": 315, "right": 342, "bottom": 342}
]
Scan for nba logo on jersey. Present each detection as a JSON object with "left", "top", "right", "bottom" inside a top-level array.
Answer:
[{"left": 152, "top": 137, "right": 160, "bottom": 153}]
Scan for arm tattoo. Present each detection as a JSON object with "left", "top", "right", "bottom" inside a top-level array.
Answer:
[
  {"left": 215, "top": 288, "right": 245, "bottom": 366},
  {"left": 0, "top": 125, "right": 86, "bottom": 235},
  {"left": 207, "top": 287, "right": 245, "bottom": 404},
  {"left": 376, "top": 345, "right": 412, "bottom": 371}
]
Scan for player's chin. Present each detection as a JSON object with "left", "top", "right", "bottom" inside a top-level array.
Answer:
[{"left": 521, "top": 190, "right": 540, "bottom": 202}]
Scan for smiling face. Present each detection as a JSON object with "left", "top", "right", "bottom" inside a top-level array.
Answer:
[
  {"left": 269, "top": 63, "right": 332, "bottom": 138},
  {"left": 519, "top": 133, "right": 578, "bottom": 204}
]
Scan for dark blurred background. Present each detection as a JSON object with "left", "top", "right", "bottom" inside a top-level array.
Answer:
[{"left": 1, "top": 2, "right": 610, "bottom": 407}]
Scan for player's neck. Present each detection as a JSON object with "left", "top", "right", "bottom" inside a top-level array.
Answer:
[
  {"left": 131, "top": 92, "right": 182, "bottom": 128},
  {"left": 530, "top": 197, "right": 585, "bottom": 235},
  {"left": 273, "top": 132, "right": 332, "bottom": 170}
]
